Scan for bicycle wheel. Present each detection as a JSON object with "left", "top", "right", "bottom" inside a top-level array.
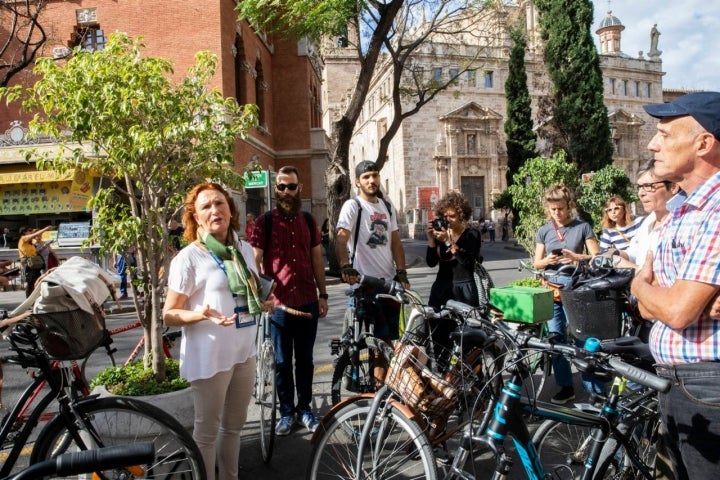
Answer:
[
  {"left": 256, "top": 337, "right": 276, "bottom": 463},
  {"left": 307, "top": 398, "right": 437, "bottom": 480},
  {"left": 533, "top": 419, "right": 597, "bottom": 479},
  {"left": 594, "top": 409, "right": 661, "bottom": 479},
  {"left": 330, "top": 345, "right": 375, "bottom": 405},
  {"left": 30, "top": 396, "right": 205, "bottom": 479}
]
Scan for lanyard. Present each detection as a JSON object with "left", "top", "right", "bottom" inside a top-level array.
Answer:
[{"left": 552, "top": 221, "right": 566, "bottom": 244}]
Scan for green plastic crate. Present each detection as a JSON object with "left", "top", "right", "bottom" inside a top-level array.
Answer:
[{"left": 490, "top": 286, "right": 553, "bottom": 324}]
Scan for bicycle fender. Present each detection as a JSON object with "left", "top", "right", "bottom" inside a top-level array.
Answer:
[{"left": 309, "top": 394, "right": 375, "bottom": 444}]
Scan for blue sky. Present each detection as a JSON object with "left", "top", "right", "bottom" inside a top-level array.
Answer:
[{"left": 592, "top": 1, "right": 720, "bottom": 91}]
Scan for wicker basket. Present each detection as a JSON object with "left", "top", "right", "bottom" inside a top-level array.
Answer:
[
  {"left": 386, "top": 341, "right": 474, "bottom": 417},
  {"left": 31, "top": 309, "right": 106, "bottom": 360}
]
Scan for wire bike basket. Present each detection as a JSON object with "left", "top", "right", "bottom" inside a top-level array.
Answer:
[{"left": 560, "top": 267, "right": 634, "bottom": 341}]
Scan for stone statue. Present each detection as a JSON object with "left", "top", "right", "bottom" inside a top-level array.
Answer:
[{"left": 649, "top": 24, "right": 662, "bottom": 59}]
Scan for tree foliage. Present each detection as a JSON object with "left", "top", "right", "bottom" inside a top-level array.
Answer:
[
  {"left": 577, "top": 165, "right": 637, "bottom": 230},
  {"left": 534, "top": 0, "right": 613, "bottom": 173},
  {"left": 1, "top": 33, "right": 257, "bottom": 380},
  {"left": 237, "top": 0, "right": 502, "bottom": 269},
  {"left": 0, "top": 0, "right": 48, "bottom": 87},
  {"left": 506, "top": 151, "right": 578, "bottom": 255},
  {"left": 504, "top": 26, "right": 536, "bottom": 186}
]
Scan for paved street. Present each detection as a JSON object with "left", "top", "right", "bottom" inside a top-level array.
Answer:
[{"left": 0, "top": 238, "right": 534, "bottom": 478}]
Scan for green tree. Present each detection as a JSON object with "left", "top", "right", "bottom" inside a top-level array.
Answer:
[
  {"left": 507, "top": 151, "right": 578, "bottom": 255},
  {"left": 535, "top": 0, "right": 613, "bottom": 173},
  {"left": 1, "top": 33, "right": 257, "bottom": 381},
  {"left": 504, "top": 26, "right": 536, "bottom": 186},
  {"left": 577, "top": 165, "right": 637, "bottom": 230},
  {"left": 236, "top": 0, "right": 502, "bottom": 270}
]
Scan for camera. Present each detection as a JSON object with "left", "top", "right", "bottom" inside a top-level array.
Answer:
[{"left": 431, "top": 218, "right": 449, "bottom": 231}]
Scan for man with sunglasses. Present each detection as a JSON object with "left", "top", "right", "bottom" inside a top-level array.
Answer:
[
  {"left": 631, "top": 92, "right": 720, "bottom": 480},
  {"left": 336, "top": 161, "right": 410, "bottom": 382},
  {"left": 250, "top": 165, "right": 328, "bottom": 436}
]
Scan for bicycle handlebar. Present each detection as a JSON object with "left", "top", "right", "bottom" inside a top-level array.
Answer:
[
  {"left": 510, "top": 328, "right": 671, "bottom": 393},
  {"left": 6, "top": 442, "right": 155, "bottom": 480}
]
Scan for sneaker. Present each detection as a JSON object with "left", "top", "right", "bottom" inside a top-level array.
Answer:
[
  {"left": 276, "top": 415, "right": 295, "bottom": 436},
  {"left": 551, "top": 386, "right": 575, "bottom": 405},
  {"left": 299, "top": 411, "right": 319, "bottom": 433}
]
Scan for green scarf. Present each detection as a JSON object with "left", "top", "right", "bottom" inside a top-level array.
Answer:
[{"left": 201, "top": 232, "right": 262, "bottom": 315}]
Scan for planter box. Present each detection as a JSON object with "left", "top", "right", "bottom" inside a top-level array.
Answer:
[
  {"left": 490, "top": 286, "right": 553, "bottom": 324},
  {"left": 91, "top": 385, "right": 194, "bottom": 433}
]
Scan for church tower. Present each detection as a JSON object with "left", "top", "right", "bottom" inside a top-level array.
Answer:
[{"left": 596, "top": 10, "right": 624, "bottom": 54}]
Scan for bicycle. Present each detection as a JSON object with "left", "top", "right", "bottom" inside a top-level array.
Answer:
[
  {"left": 254, "top": 310, "right": 276, "bottom": 463},
  {"left": 0, "top": 313, "right": 205, "bottom": 478},
  {"left": 308, "top": 300, "right": 670, "bottom": 480},
  {"left": 308, "top": 299, "right": 505, "bottom": 480},
  {"left": 328, "top": 275, "right": 414, "bottom": 405},
  {"left": 5, "top": 442, "right": 155, "bottom": 480}
]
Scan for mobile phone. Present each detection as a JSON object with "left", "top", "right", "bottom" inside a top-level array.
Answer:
[{"left": 551, "top": 248, "right": 563, "bottom": 256}]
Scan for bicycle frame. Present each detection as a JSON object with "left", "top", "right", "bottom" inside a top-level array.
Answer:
[
  {"left": 447, "top": 353, "right": 656, "bottom": 480},
  {"left": 0, "top": 354, "right": 85, "bottom": 477}
]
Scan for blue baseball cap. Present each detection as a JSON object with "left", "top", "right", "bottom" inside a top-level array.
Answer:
[{"left": 643, "top": 91, "right": 720, "bottom": 141}]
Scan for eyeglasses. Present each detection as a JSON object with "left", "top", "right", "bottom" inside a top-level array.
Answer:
[
  {"left": 605, "top": 206, "right": 624, "bottom": 213},
  {"left": 636, "top": 181, "right": 669, "bottom": 193},
  {"left": 276, "top": 183, "right": 299, "bottom": 192}
]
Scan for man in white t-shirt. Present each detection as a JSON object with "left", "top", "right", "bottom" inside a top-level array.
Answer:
[{"left": 335, "top": 160, "right": 410, "bottom": 343}]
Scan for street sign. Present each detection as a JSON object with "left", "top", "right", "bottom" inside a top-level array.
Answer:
[{"left": 244, "top": 171, "right": 267, "bottom": 189}]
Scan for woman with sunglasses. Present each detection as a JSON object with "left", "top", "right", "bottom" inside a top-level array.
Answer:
[{"left": 598, "top": 196, "right": 644, "bottom": 252}]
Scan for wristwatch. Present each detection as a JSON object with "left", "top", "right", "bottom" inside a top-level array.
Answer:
[{"left": 319, "top": 293, "right": 329, "bottom": 300}]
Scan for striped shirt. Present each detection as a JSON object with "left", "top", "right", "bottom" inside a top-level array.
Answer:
[
  {"left": 599, "top": 216, "right": 645, "bottom": 251},
  {"left": 649, "top": 171, "right": 720, "bottom": 364}
]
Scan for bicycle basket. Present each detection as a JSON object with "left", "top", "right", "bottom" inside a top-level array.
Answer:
[
  {"left": 386, "top": 340, "right": 474, "bottom": 417},
  {"left": 30, "top": 309, "right": 106, "bottom": 360},
  {"left": 560, "top": 288, "right": 624, "bottom": 341}
]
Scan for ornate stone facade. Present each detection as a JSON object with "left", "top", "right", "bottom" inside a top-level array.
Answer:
[{"left": 325, "top": 4, "right": 668, "bottom": 237}]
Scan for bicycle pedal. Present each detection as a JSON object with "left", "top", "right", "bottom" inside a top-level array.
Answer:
[{"left": 329, "top": 338, "right": 340, "bottom": 355}]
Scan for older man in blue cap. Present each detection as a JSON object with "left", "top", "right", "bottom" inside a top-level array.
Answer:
[{"left": 631, "top": 91, "right": 720, "bottom": 480}]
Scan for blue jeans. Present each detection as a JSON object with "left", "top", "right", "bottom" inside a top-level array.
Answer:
[
  {"left": 655, "top": 362, "right": 720, "bottom": 480},
  {"left": 547, "top": 276, "right": 573, "bottom": 388},
  {"left": 271, "top": 302, "right": 319, "bottom": 417}
]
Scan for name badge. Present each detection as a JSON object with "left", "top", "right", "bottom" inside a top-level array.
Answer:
[{"left": 236, "top": 313, "right": 256, "bottom": 329}]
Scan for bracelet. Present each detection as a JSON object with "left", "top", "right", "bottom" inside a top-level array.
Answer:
[
  {"left": 396, "top": 269, "right": 407, "bottom": 275},
  {"left": 319, "top": 293, "right": 329, "bottom": 300}
]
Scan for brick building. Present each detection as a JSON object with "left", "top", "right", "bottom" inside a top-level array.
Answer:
[{"left": 0, "top": 0, "right": 329, "bottom": 237}]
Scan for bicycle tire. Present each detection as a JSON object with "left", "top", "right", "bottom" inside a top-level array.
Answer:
[
  {"left": 533, "top": 419, "right": 598, "bottom": 478},
  {"left": 80, "top": 345, "right": 117, "bottom": 385},
  {"left": 257, "top": 338, "right": 277, "bottom": 463},
  {"left": 29, "top": 396, "right": 205, "bottom": 480},
  {"left": 330, "top": 344, "right": 375, "bottom": 405},
  {"left": 594, "top": 410, "right": 660, "bottom": 479},
  {"left": 307, "top": 399, "right": 437, "bottom": 480}
]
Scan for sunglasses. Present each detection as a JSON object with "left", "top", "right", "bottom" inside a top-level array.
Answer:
[
  {"left": 276, "top": 183, "right": 299, "bottom": 192},
  {"left": 605, "top": 206, "right": 625, "bottom": 212}
]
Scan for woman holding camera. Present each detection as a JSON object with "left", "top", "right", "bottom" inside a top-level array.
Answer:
[
  {"left": 426, "top": 191, "right": 483, "bottom": 308},
  {"left": 426, "top": 191, "right": 483, "bottom": 365}
]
